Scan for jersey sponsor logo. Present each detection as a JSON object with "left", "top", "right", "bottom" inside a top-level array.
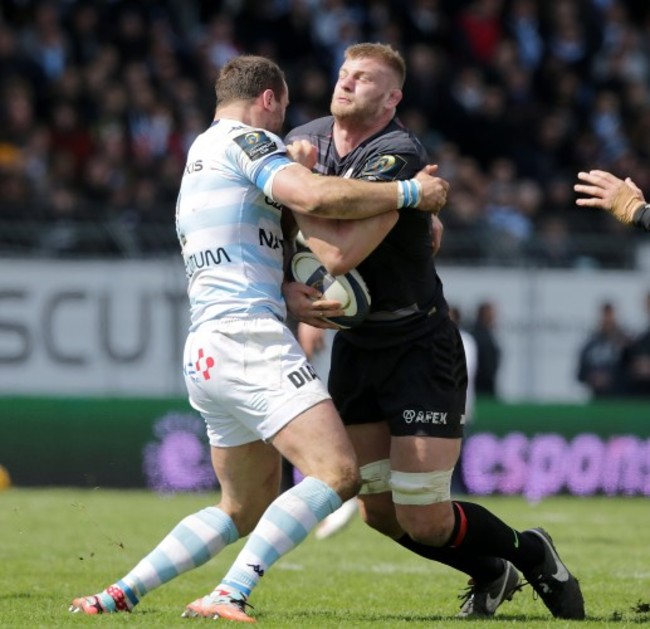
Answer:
[
  {"left": 234, "top": 131, "right": 278, "bottom": 161},
  {"left": 184, "top": 159, "right": 203, "bottom": 174},
  {"left": 184, "top": 348, "right": 215, "bottom": 382},
  {"left": 265, "top": 196, "right": 284, "bottom": 210},
  {"left": 195, "top": 348, "right": 215, "bottom": 380},
  {"left": 402, "top": 409, "right": 448, "bottom": 424},
  {"left": 184, "top": 247, "right": 232, "bottom": 278},
  {"left": 288, "top": 364, "right": 319, "bottom": 388},
  {"left": 359, "top": 154, "right": 407, "bottom": 180},
  {"left": 259, "top": 227, "right": 284, "bottom": 251}
]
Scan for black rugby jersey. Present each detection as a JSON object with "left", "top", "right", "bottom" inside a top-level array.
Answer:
[{"left": 285, "top": 115, "right": 448, "bottom": 348}]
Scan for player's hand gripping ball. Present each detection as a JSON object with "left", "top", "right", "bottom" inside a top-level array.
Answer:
[{"left": 289, "top": 250, "right": 371, "bottom": 329}]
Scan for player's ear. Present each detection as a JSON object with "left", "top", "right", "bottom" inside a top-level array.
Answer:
[
  {"left": 387, "top": 88, "right": 402, "bottom": 109},
  {"left": 261, "top": 88, "right": 275, "bottom": 110}
]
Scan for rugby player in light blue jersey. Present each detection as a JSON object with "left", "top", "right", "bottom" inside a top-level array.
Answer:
[{"left": 70, "top": 54, "right": 449, "bottom": 622}]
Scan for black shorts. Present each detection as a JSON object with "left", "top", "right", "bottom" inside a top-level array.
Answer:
[{"left": 329, "top": 317, "right": 467, "bottom": 438}]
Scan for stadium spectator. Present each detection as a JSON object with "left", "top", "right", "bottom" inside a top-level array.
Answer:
[
  {"left": 507, "top": 0, "right": 544, "bottom": 71},
  {"left": 471, "top": 300, "right": 502, "bottom": 397},
  {"left": 455, "top": 0, "right": 505, "bottom": 66},
  {"left": 576, "top": 301, "right": 630, "bottom": 398},
  {"left": 620, "top": 291, "right": 650, "bottom": 396}
]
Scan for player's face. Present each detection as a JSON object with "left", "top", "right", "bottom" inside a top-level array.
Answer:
[{"left": 331, "top": 57, "right": 401, "bottom": 123}]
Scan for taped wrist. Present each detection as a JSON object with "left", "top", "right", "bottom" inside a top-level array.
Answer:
[
  {"left": 611, "top": 183, "right": 644, "bottom": 224},
  {"left": 397, "top": 179, "right": 423, "bottom": 208}
]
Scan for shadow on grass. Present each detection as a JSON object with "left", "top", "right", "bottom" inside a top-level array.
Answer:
[
  {"left": 257, "top": 609, "right": 569, "bottom": 623},
  {"left": 257, "top": 608, "right": 650, "bottom": 625}
]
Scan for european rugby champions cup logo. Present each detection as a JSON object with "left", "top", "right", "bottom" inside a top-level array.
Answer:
[
  {"left": 360, "top": 154, "right": 407, "bottom": 180},
  {"left": 245, "top": 131, "right": 262, "bottom": 145},
  {"left": 234, "top": 130, "right": 277, "bottom": 161}
]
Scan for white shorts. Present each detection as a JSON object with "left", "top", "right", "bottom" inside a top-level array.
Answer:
[{"left": 183, "top": 317, "right": 330, "bottom": 447}]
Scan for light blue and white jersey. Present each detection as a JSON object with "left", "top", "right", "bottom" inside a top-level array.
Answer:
[{"left": 176, "top": 118, "right": 294, "bottom": 330}]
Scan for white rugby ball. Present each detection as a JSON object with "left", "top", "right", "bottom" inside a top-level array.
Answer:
[{"left": 289, "top": 250, "right": 371, "bottom": 329}]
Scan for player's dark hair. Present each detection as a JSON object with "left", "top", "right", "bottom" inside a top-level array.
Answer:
[
  {"left": 344, "top": 43, "right": 406, "bottom": 87},
  {"left": 215, "top": 55, "right": 286, "bottom": 106}
]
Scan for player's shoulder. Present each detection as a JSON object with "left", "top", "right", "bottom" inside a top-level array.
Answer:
[
  {"left": 286, "top": 116, "right": 334, "bottom": 142},
  {"left": 372, "top": 118, "right": 426, "bottom": 156},
  {"left": 356, "top": 119, "right": 427, "bottom": 180},
  {"left": 214, "top": 119, "right": 285, "bottom": 162}
]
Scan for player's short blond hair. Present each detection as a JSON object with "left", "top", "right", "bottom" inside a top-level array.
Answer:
[{"left": 344, "top": 43, "right": 406, "bottom": 88}]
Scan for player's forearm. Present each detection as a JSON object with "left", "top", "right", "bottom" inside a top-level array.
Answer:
[
  {"left": 273, "top": 165, "right": 421, "bottom": 219},
  {"left": 297, "top": 211, "right": 398, "bottom": 275},
  {"left": 306, "top": 177, "right": 408, "bottom": 219}
]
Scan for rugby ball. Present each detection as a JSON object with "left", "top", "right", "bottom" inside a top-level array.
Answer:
[{"left": 289, "top": 250, "right": 371, "bottom": 329}]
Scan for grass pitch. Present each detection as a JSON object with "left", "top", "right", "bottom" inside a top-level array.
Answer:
[{"left": 1, "top": 489, "right": 648, "bottom": 628}]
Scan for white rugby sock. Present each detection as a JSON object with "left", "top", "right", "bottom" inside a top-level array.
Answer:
[
  {"left": 219, "top": 476, "right": 341, "bottom": 596},
  {"left": 117, "top": 506, "right": 239, "bottom": 601}
]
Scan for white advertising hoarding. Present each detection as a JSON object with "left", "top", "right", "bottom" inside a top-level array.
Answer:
[
  {"left": 0, "top": 259, "right": 189, "bottom": 395},
  {"left": 1, "top": 259, "right": 648, "bottom": 400}
]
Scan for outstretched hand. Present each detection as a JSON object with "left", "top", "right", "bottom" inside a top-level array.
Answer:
[
  {"left": 575, "top": 170, "right": 645, "bottom": 225},
  {"left": 414, "top": 165, "right": 449, "bottom": 215}
]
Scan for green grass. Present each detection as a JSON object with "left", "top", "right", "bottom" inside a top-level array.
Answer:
[{"left": 1, "top": 489, "right": 648, "bottom": 628}]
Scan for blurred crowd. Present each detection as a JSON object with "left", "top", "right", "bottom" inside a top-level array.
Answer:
[{"left": 2, "top": 0, "right": 650, "bottom": 262}]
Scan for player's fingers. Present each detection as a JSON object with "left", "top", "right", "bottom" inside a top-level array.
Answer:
[
  {"left": 313, "top": 309, "right": 345, "bottom": 319},
  {"left": 576, "top": 171, "right": 597, "bottom": 184},
  {"left": 311, "top": 298, "right": 343, "bottom": 310},
  {"left": 576, "top": 171, "right": 611, "bottom": 187},
  {"left": 305, "top": 316, "right": 339, "bottom": 329},
  {"left": 575, "top": 194, "right": 611, "bottom": 207},
  {"left": 574, "top": 183, "right": 606, "bottom": 198},
  {"left": 588, "top": 169, "right": 622, "bottom": 185},
  {"left": 575, "top": 197, "right": 604, "bottom": 207}
]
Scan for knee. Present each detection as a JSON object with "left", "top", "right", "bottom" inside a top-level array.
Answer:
[
  {"left": 333, "top": 464, "right": 362, "bottom": 502},
  {"left": 390, "top": 468, "right": 455, "bottom": 545},
  {"left": 397, "top": 506, "right": 455, "bottom": 547},
  {"left": 359, "top": 498, "right": 402, "bottom": 538},
  {"left": 315, "top": 460, "right": 361, "bottom": 502}
]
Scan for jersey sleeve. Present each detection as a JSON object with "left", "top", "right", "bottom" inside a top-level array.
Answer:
[{"left": 227, "top": 128, "right": 294, "bottom": 199}]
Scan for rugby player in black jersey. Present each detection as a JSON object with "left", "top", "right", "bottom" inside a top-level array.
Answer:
[{"left": 283, "top": 43, "right": 585, "bottom": 620}]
